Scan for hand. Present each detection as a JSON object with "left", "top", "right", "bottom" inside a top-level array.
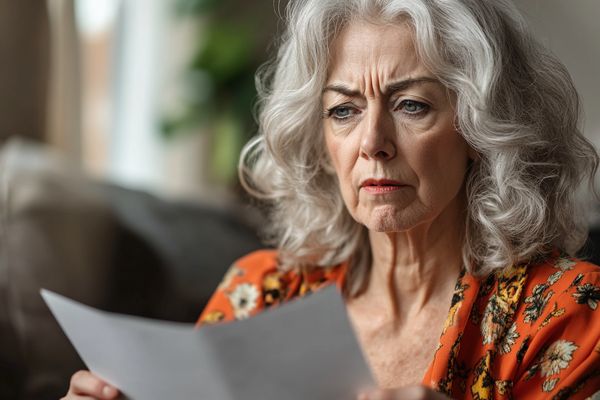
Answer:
[
  {"left": 61, "top": 370, "right": 120, "bottom": 400},
  {"left": 357, "top": 386, "right": 451, "bottom": 400}
]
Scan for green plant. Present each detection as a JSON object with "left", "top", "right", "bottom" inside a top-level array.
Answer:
[{"left": 162, "top": 0, "right": 273, "bottom": 184}]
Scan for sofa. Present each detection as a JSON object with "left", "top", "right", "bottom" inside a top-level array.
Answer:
[{"left": 0, "top": 139, "right": 263, "bottom": 399}]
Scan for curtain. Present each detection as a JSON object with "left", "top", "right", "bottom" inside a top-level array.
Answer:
[{"left": 0, "top": 0, "right": 50, "bottom": 144}]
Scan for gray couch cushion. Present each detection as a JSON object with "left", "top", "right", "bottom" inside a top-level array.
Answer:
[{"left": 0, "top": 139, "right": 262, "bottom": 399}]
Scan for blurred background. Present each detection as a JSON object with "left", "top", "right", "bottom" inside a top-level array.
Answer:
[
  {"left": 2, "top": 0, "right": 288, "bottom": 206},
  {"left": 0, "top": 1, "right": 598, "bottom": 399},
  {"left": 0, "top": 0, "right": 598, "bottom": 206}
]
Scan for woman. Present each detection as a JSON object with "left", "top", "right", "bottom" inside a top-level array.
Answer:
[{"left": 64, "top": 0, "right": 600, "bottom": 399}]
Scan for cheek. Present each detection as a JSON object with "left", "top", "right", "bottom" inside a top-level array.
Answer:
[
  {"left": 324, "top": 133, "right": 359, "bottom": 201},
  {"left": 416, "top": 130, "right": 469, "bottom": 198}
]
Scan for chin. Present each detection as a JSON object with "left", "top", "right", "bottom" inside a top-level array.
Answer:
[{"left": 360, "top": 206, "right": 424, "bottom": 233}]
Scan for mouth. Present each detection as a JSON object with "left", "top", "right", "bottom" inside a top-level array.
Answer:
[{"left": 360, "top": 179, "right": 407, "bottom": 194}]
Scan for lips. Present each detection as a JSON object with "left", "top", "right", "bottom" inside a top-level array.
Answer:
[
  {"left": 360, "top": 178, "right": 407, "bottom": 194},
  {"left": 360, "top": 178, "right": 405, "bottom": 188}
]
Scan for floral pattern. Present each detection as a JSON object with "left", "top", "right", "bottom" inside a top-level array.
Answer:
[
  {"left": 227, "top": 283, "right": 260, "bottom": 319},
  {"left": 498, "top": 322, "right": 519, "bottom": 355},
  {"left": 572, "top": 282, "right": 600, "bottom": 310},
  {"left": 480, "top": 265, "right": 527, "bottom": 345},
  {"left": 539, "top": 340, "right": 579, "bottom": 377},
  {"left": 262, "top": 271, "right": 287, "bottom": 307},
  {"left": 218, "top": 264, "right": 244, "bottom": 290},
  {"left": 201, "top": 310, "right": 225, "bottom": 324},
  {"left": 470, "top": 351, "right": 495, "bottom": 400},
  {"left": 522, "top": 266, "right": 564, "bottom": 324},
  {"left": 437, "top": 332, "right": 466, "bottom": 395},
  {"left": 443, "top": 271, "right": 469, "bottom": 335},
  {"left": 526, "top": 340, "right": 580, "bottom": 395},
  {"left": 515, "top": 335, "right": 531, "bottom": 367},
  {"left": 538, "top": 302, "right": 566, "bottom": 330},
  {"left": 555, "top": 257, "right": 576, "bottom": 271},
  {"left": 494, "top": 380, "right": 512, "bottom": 397},
  {"left": 543, "top": 378, "right": 559, "bottom": 392},
  {"left": 198, "top": 250, "right": 600, "bottom": 398}
]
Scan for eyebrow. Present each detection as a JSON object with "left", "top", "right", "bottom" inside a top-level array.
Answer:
[{"left": 322, "top": 77, "right": 441, "bottom": 97}]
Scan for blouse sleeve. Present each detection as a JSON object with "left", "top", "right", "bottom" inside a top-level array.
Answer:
[
  {"left": 195, "top": 250, "right": 279, "bottom": 328},
  {"left": 513, "top": 269, "right": 600, "bottom": 399}
]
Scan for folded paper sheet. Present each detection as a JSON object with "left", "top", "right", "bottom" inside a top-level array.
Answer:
[{"left": 41, "top": 286, "right": 374, "bottom": 400}]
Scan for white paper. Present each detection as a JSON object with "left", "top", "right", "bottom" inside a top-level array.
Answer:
[{"left": 41, "top": 286, "right": 375, "bottom": 400}]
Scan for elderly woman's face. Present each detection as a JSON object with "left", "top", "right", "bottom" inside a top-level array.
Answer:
[{"left": 322, "top": 20, "right": 470, "bottom": 233}]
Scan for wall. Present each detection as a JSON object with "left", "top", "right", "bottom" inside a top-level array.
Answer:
[{"left": 514, "top": 0, "right": 600, "bottom": 154}]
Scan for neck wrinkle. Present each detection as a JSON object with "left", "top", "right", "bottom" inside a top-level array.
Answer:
[
  {"left": 386, "top": 232, "right": 402, "bottom": 328},
  {"left": 366, "top": 198, "right": 466, "bottom": 318}
]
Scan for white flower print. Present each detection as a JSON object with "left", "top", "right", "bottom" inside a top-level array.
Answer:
[
  {"left": 498, "top": 322, "right": 520, "bottom": 355},
  {"left": 547, "top": 271, "right": 563, "bottom": 286},
  {"left": 554, "top": 257, "right": 575, "bottom": 271},
  {"left": 542, "top": 378, "right": 559, "bottom": 392},
  {"left": 539, "top": 340, "right": 578, "bottom": 377},
  {"left": 227, "top": 283, "right": 260, "bottom": 319}
]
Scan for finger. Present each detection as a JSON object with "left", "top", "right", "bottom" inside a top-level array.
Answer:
[{"left": 70, "top": 371, "right": 119, "bottom": 399}]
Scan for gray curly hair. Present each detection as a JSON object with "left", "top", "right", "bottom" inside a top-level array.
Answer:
[{"left": 239, "top": 0, "right": 599, "bottom": 296}]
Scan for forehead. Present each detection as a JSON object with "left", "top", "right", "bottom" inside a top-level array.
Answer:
[{"left": 327, "top": 19, "right": 426, "bottom": 85}]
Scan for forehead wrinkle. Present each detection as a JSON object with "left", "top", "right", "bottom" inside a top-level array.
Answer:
[
  {"left": 326, "top": 20, "right": 434, "bottom": 100},
  {"left": 324, "top": 75, "right": 438, "bottom": 101}
]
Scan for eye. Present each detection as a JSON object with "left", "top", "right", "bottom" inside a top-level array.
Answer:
[
  {"left": 326, "top": 105, "right": 360, "bottom": 121},
  {"left": 396, "top": 99, "right": 429, "bottom": 115}
]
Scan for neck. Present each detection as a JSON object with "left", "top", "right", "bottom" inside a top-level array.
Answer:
[{"left": 364, "top": 201, "right": 465, "bottom": 321}]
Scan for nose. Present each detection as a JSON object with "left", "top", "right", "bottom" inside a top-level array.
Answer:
[{"left": 359, "top": 104, "right": 397, "bottom": 161}]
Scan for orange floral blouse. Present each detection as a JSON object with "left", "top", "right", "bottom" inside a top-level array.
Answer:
[{"left": 197, "top": 249, "right": 600, "bottom": 399}]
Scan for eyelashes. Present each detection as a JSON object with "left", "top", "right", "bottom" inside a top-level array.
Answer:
[
  {"left": 324, "top": 99, "right": 430, "bottom": 123},
  {"left": 325, "top": 105, "right": 358, "bottom": 120},
  {"left": 397, "top": 99, "right": 429, "bottom": 115}
]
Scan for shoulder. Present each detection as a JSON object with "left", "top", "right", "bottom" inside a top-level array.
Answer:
[
  {"left": 514, "top": 253, "right": 599, "bottom": 333},
  {"left": 234, "top": 248, "right": 279, "bottom": 268},
  {"left": 526, "top": 253, "right": 599, "bottom": 288},
  {"left": 510, "top": 254, "right": 600, "bottom": 398},
  {"left": 519, "top": 254, "right": 599, "bottom": 323},
  {"left": 473, "top": 253, "right": 599, "bottom": 334},
  {"left": 226, "top": 249, "right": 281, "bottom": 283},
  {"left": 456, "top": 254, "right": 599, "bottom": 398},
  {"left": 195, "top": 249, "right": 281, "bottom": 326},
  {"left": 196, "top": 249, "right": 347, "bottom": 327}
]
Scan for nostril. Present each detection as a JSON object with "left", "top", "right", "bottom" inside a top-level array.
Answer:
[
  {"left": 359, "top": 138, "right": 396, "bottom": 160},
  {"left": 375, "top": 150, "right": 390, "bottom": 159}
]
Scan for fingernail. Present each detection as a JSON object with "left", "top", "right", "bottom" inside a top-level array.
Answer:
[{"left": 102, "top": 385, "right": 116, "bottom": 397}]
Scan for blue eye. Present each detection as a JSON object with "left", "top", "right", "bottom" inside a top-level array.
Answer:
[
  {"left": 397, "top": 100, "right": 429, "bottom": 115},
  {"left": 327, "top": 105, "right": 358, "bottom": 120}
]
